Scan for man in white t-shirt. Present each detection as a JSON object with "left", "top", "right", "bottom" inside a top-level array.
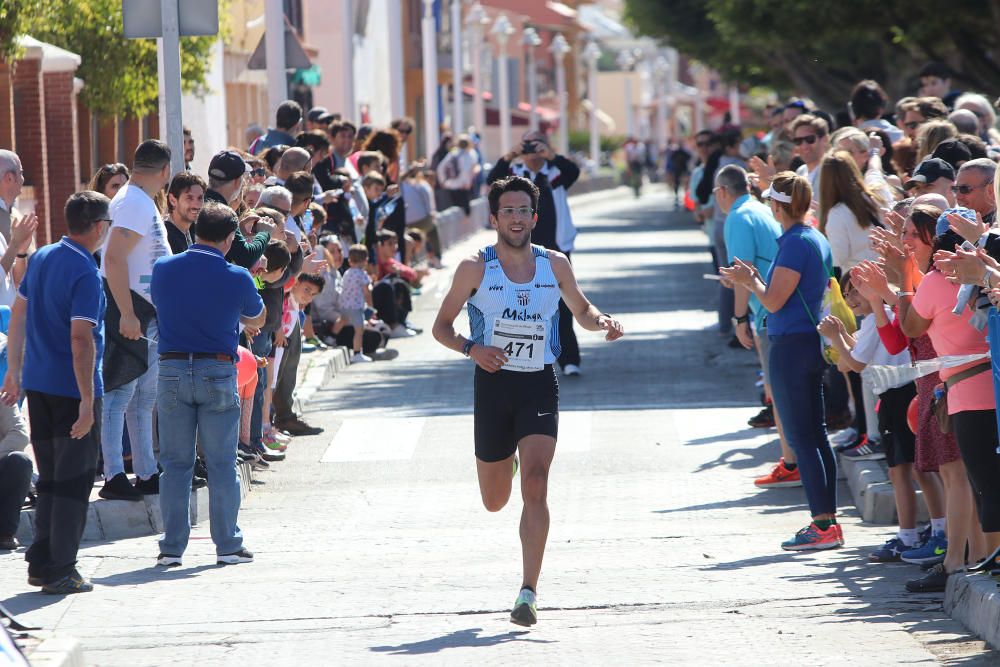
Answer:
[
  {"left": 790, "top": 114, "right": 830, "bottom": 202},
  {"left": 98, "top": 140, "right": 172, "bottom": 500}
]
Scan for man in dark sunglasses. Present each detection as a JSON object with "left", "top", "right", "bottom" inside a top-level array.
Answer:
[
  {"left": 952, "top": 158, "right": 997, "bottom": 224},
  {"left": 900, "top": 97, "right": 948, "bottom": 141},
  {"left": 790, "top": 114, "right": 830, "bottom": 200}
]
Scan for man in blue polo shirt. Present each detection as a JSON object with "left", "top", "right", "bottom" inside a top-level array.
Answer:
[
  {"left": 151, "top": 202, "right": 266, "bottom": 567},
  {"left": 0, "top": 191, "right": 110, "bottom": 594}
]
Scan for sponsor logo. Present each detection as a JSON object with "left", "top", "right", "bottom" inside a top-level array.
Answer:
[
  {"left": 517, "top": 290, "right": 531, "bottom": 306},
  {"left": 488, "top": 284, "right": 504, "bottom": 291},
  {"left": 535, "top": 283, "right": 556, "bottom": 289},
  {"left": 502, "top": 308, "right": 543, "bottom": 321}
]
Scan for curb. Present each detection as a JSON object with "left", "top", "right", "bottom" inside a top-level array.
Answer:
[
  {"left": 23, "top": 635, "right": 86, "bottom": 667},
  {"left": 837, "top": 452, "right": 928, "bottom": 525},
  {"left": 945, "top": 572, "right": 1000, "bottom": 650}
]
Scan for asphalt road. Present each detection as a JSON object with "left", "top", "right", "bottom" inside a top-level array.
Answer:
[{"left": 2, "top": 189, "right": 996, "bottom": 665}]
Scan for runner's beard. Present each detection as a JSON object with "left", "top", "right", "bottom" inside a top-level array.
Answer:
[{"left": 497, "top": 227, "right": 531, "bottom": 249}]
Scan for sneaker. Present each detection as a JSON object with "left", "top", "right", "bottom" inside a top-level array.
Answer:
[
  {"left": 305, "top": 336, "right": 328, "bottom": 350},
  {"left": 918, "top": 524, "right": 932, "bottom": 546},
  {"left": 265, "top": 428, "right": 292, "bottom": 444},
  {"left": 830, "top": 426, "right": 859, "bottom": 447},
  {"left": 273, "top": 417, "right": 324, "bottom": 437},
  {"left": 967, "top": 543, "right": 1000, "bottom": 573},
  {"left": 352, "top": 352, "right": 373, "bottom": 363},
  {"left": 754, "top": 459, "right": 802, "bottom": 489},
  {"left": 301, "top": 340, "right": 317, "bottom": 353},
  {"left": 869, "top": 537, "right": 909, "bottom": 563},
  {"left": 905, "top": 562, "right": 952, "bottom": 593},
  {"left": 389, "top": 324, "right": 418, "bottom": 338},
  {"left": 510, "top": 588, "right": 537, "bottom": 627},
  {"left": 134, "top": 473, "right": 161, "bottom": 495},
  {"left": 840, "top": 437, "right": 885, "bottom": 461},
  {"left": 41, "top": 569, "right": 93, "bottom": 595},
  {"left": 748, "top": 406, "right": 775, "bottom": 429},
  {"left": 834, "top": 523, "right": 845, "bottom": 546},
  {"left": 901, "top": 531, "right": 947, "bottom": 565},
  {"left": 262, "top": 434, "right": 288, "bottom": 452},
  {"left": 191, "top": 476, "right": 207, "bottom": 490},
  {"left": 261, "top": 449, "right": 285, "bottom": 462},
  {"left": 156, "top": 553, "right": 183, "bottom": 567},
  {"left": 98, "top": 472, "right": 144, "bottom": 501},
  {"left": 562, "top": 364, "right": 581, "bottom": 377},
  {"left": 217, "top": 548, "right": 254, "bottom": 565},
  {"left": 780, "top": 523, "right": 841, "bottom": 551},
  {"left": 250, "top": 456, "right": 270, "bottom": 471}
]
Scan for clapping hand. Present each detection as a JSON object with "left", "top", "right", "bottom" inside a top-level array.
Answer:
[
  {"left": 852, "top": 260, "right": 893, "bottom": 304},
  {"left": 817, "top": 314, "right": 845, "bottom": 339},
  {"left": 10, "top": 212, "right": 37, "bottom": 255},
  {"left": 934, "top": 246, "right": 998, "bottom": 285},
  {"left": 948, "top": 210, "right": 988, "bottom": 245},
  {"left": 749, "top": 155, "right": 776, "bottom": 184},
  {"left": 719, "top": 258, "right": 759, "bottom": 287}
]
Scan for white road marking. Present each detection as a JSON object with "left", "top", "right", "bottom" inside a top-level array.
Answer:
[{"left": 321, "top": 417, "right": 425, "bottom": 462}]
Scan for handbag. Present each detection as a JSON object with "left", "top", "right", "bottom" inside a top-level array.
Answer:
[
  {"left": 931, "top": 362, "right": 992, "bottom": 433},
  {"left": 794, "top": 233, "right": 857, "bottom": 364}
]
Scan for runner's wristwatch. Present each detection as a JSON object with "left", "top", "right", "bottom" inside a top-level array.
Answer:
[
  {"left": 462, "top": 339, "right": 476, "bottom": 357},
  {"left": 732, "top": 314, "right": 750, "bottom": 328}
]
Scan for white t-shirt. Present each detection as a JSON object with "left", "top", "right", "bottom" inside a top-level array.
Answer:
[
  {"left": 825, "top": 202, "right": 880, "bottom": 271},
  {"left": 101, "top": 183, "right": 172, "bottom": 303},
  {"left": 796, "top": 163, "right": 822, "bottom": 203},
  {"left": 851, "top": 306, "right": 911, "bottom": 386}
]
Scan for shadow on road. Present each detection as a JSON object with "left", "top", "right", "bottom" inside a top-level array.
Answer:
[{"left": 368, "top": 626, "right": 555, "bottom": 655}]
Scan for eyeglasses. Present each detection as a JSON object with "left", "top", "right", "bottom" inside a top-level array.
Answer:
[
  {"left": 100, "top": 163, "right": 126, "bottom": 173},
  {"left": 951, "top": 182, "right": 992, "bottom": 195},
  {"left": 251, "top": 168, "right": 266, "bottom": 177},
  {"left": 904, "top": 121, "right": 922, "bottom": 130},
  {"left": 497, "top": 206, "right": 534, "bottom": 218},
  {"left": 792, "top": 135, "right": 818, "bottom": 146}
]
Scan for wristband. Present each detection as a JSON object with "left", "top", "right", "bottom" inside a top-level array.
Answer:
[
  {"left": 734, "top": 313, "right": 750, "bottom": 324},
  {"left": 984, "top": 269, "right": 994, "bottom": 290},
  {"left": 896, "top": 291, "right": 914, "bottom": 298},
  {"left": 15, "top": 253, "right": 27, "bottom": 259}
]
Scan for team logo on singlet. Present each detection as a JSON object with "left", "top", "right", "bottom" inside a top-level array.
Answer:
[
  {"left": 517, "top": 290, "right": 531, "bottom": 306},
  {"left": 488, "top": 284, "right": 503, "bottom": 291}
]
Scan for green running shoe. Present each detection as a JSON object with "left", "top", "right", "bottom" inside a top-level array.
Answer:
[
  {"left": 510, "top": 588, "right": 537, "bottom": 627},
  {"left": 512, "top": 454, "right": 519, "bottom": 478}
]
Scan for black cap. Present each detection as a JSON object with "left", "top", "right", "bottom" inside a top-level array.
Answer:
[
  {"left": 904, "top": 157, "right": 956, "bottom": 189},
  {"left": 208, "top": 150, "right": 250, "bottom": 181},
  {"left": 307, "top": 106, "right": 329, "bottom": 122},
  {"left": 931, "top": 138, "right": 972, "bottom": 170}
]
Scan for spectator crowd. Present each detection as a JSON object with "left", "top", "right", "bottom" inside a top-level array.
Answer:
[
  {"left": 0, "top": 97, "right": 588, "bottom": 595},
  {"left": 677, "top": 62, "right": 1000, "bottom": 594}
]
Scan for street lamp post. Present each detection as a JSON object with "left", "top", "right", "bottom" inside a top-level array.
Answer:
[
  {"left": 452, "top": 0, "right": 463, "bottom": 134},
  {"left": 421, "top": 0, "right": 440, "bottom": 159},
  {"left": 617, "top": 50, "right": 636, "bottom": 138},
  {"left": 655, "top": 56, "right": 669, "bottom": 156},
  {"left": 523, "top": 27, "right": 541, "bottom": 131},
  {"left": 466, "top": 3, "right": 488, "bottom": 153},
  {"left": 583, "top": 40, "right": 602, "bottom": 166},
  {"left": 550, "top": 34, "right": 571, "bottom": 155},
  {"left": 491, "top": 14, "right": 515, "bottom": 156}
]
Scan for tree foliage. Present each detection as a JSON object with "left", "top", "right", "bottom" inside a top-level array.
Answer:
[
  {"left": 3, "top": 0, "right": 225, "bottom": 119},
  {"left": 623, "top": 0, "right": 1000, "bottom": 110}
]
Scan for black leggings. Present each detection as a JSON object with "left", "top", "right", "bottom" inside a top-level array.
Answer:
[{"left": 952, "top": 409, "right": 1000, "bottom": 532}]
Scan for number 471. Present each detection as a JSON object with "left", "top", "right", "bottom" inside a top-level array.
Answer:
[{"left": 503, "top": 342, "right": 534, "bottom": 357}]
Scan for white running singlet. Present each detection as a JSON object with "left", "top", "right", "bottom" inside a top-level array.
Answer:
[{"left": 467, "top": 244, "right": 562, "bottom": 367}]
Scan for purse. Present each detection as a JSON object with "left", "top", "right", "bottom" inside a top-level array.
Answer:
[{"left": 931, "top": 362, "right": 992, "bottom": 433}]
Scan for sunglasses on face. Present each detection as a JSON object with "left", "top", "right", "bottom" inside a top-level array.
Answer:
[
  {"left": 251, "top": 168, "right": 266, "bottom": 177},
  {"left": 904, "top": 121, "right": 922, "bottom": 130},
  {"left": 951, "top": 182, "right": 992, "bottom": 195},
  {"left": 792, "top": 135, "right": 818, "bottom": 146}
]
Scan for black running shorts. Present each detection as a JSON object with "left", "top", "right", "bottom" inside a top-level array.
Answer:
[{"left": 473, "top": 364, "right": 559, "bottom": 462}]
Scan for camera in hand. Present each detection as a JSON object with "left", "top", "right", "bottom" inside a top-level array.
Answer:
[{"left": 521, "top": 140, "right": 538, "bottom": 154}]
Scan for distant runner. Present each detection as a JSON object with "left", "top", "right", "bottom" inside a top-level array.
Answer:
[{"left": 432, "top": 176, "right": 624, "bottom": 626}]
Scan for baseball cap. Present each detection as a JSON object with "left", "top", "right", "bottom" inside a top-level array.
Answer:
[
  {"left": 904, "top": 158, "right": 956, "bottom": 190},
  {"left": 307, "top": 106, "right": 329, "bottom": 122},
  {"left": 935, "top": 206, "right": 977, "bottom": 237},
  {"left": 208, "top": 150, "right": 251, "bottom": 181},
  {"left": 317, "top": 112, "right": 336, "bottom": 124},
  {"left": 931, "top": 139, "right": 972, "bottom": 170}
]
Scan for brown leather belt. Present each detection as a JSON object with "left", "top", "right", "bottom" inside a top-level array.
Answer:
[{"left": 160, "top": 352, "right": 233, "bottom": 363}]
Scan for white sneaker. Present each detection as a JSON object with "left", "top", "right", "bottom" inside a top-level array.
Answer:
[
  {"left": 830, "top": 427, "right": 858, "bottom": 446},
  {"left": 352, "top": 352, "right": 373, "bottom": 363},
  {"left": 389, "top": 325, "right": 417, "bottom": 338},
  {"left": 562, "top": 364, "right": 581, "bottom": 377}
]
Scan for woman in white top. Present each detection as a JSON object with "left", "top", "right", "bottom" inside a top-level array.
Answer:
[{"left": 819, "top": 150, "right": 887, "bottom": 271}]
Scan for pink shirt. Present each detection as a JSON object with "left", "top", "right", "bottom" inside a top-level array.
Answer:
[{"left": 911, "top": 270, "right": 993, "bottom": 414}]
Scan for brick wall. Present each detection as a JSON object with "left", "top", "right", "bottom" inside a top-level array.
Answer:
[
  {"left": 0, "top": 62, "right": 14, "bottom": 150},
  {"left": 43, "top": 71, "right": 79, "bottom": 243},
  {"left": 12, "top": 58, "right": 48, "bottom": 233}
]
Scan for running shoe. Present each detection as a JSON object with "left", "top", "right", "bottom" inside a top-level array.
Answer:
[
  {"left": 217, "top": 548, "right": 254, "bottom": 565},
  {"left": 41, "top": 569, "right": 93, "bottom": 595},
  {"left": 829, "top": 426, "right": 858, "bottom": 448},
  {"left": 869, "top": 537, "right": 909, "bottom": 563},
  {"left": 834, "top": 523, "right": 845, "bottom": 546},
  {"left": 510, "top": 588, "right": 537, "bottom": 627},
  {"left": 905, "top": 562, "right": 951, "bottom": 593},
  {"left": 900, "top": 531, "right": 947, "bottom": 566},
  {"left": 305, "top": 336, "right": 328, "bottom": 350},
  {"left": 352, "top": 352, "right": 373, "bottom": 363},
  {"left": 748, "top": 405, "right": 775, "bottom": 429},
  {"left": 780, "top": 523, "right": 841, "bottom": 551},
  {"left": 262, "top": 433, "right": 287, "bottom": 453},
  {"left": 754, "top": 458, "right": 801, "bottom": 489},
  {"left": 840, "top": 437, "right": 885, "bottom": 461},
  {"left": 156, "top": 553, "right": 183, "bottom": 567}
]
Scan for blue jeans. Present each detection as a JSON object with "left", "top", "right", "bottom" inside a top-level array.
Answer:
[
  {"left": 769, "top": 332, "right": 837, "bottom": 517},
  {"left": 157, "top": 358, "right": 243, "bottom": 556},
  {"left": 249, "top": 334, "right": 273, "bottom": 450},
  {"left": 101, "top": 320, "right": 159, "bottom": 480}
]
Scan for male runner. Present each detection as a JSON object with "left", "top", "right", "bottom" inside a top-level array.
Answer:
[{"left": 432, "top": 176, "right": 624, "bottom": 626}]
